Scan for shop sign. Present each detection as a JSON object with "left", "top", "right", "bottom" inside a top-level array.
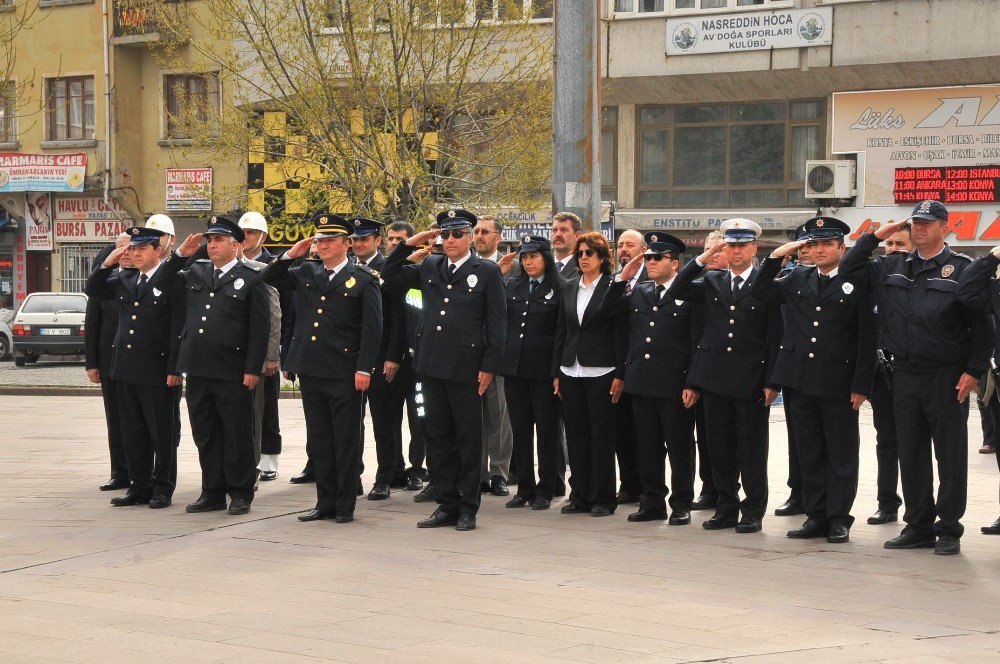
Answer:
[
  {"left": 53, "top": 196, "right": 131, "bottom": 242},
  {"left": 25, "top": 193, "right": 53, "bottom": 251},
  {"left": 615, "top": 210, "right": 811, "bottom": 232},
  {"left": 0, "top": 153, "right": 87, "bottom": 193},
  {"left": 166, "top": 168, "right": 212, "bottom": 211},
  {"left": 838, "top": 205, "right": 1000, "bottom": 247},
  {"left": 666, "top": 7, "right": 832, "bottom": 56},
  {"left": 14, "top": 231, "right": 26, "bottom": 304}
]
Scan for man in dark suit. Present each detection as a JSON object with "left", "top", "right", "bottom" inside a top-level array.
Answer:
[
  {"left": 84, "top": 227, "right": 200, "bottom": 508},
  {"left": 381, "top": 208, "right": 507, "bottom": 531},
  {"left": 178, "top": 215, "right": 271, "bottom": 516},
  {"left": 550, "top": 211, "right": 582, "bottom": 494},
  {"left": 85, "top": 235, "right": 131, "bottom": 492},
  {"left": 263, "top": 214, "right": 382, "bottom": 523},
  {"left": 752, "top": 217, "right": 876, "bottom": 543},
  {"left": 668, "top": 219, "right": 782, "bottom": 534}
]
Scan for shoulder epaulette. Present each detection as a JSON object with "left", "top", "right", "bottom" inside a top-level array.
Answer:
[
  {"left": 241, "top": 262, "right": 262, "bottom": 272},
  {"left": 953, "top": 252, "right": 974, "bottom": 263}
]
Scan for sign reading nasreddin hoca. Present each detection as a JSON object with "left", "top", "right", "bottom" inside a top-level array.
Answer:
[{"left": 666, "top": 8, "right": 831, "bottom": 55}]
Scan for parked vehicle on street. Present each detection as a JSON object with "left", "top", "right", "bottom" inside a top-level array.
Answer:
[{"left": 11, "top": 292, "right": 88, "bottom": 366}]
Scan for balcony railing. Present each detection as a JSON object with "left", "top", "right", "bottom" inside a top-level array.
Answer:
[{"left": 112, "top": 0, "right": 180, "bottom": 41}]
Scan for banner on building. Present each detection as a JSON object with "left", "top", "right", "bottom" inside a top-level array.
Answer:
[
  {"left": 53, "top": 196, "right": 131, "bottom": 242},
  {"left": 614, "top": 209, "right": 812, "bottom": 232},
  {"left": 166, "top": 168, "right": 213, "bottom": 212},
  {"left": 0, "top": 153, "right": 86, "bottom": 193},
  {"left": 666, "top": 7, "right": 832, "bottom": 56},
  {"left": 25, "top": 193, "right": 53, "bottom": 251},
  {"left": 833, "top": 85, "right": 1000, "bottom": 206},
  {"left": 837, "top": 205, "right": 1000, "bottom": 248}
]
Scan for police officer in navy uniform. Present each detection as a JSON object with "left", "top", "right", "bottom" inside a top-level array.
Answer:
[
  {"left": 603, "top": 232, "right": 700, "bottom": 525},
  {"left": 178, "top": 215, "right": 272, "bottom": 516},
  {"left": 841, "top": 200, "right": 993, "bottom": 555},
  {"left": 668, "top": 219, "right": 782, "bottom": 533},
  {"left": 85, "top": 227, "right": 200, "bottom": 508},
  {"left": 752, "top": 217, "right": 876, "bottom": 543},
  {"left": 263, "top": 214, "right": 382, "bottom": 523},
  {"left": 381, "top": 209, "right": 506, "bottom": 532}
]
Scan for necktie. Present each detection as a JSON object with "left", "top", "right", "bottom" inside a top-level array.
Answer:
[
  {"left": 529, "top": 278, "right": 539, "bottom": 294},
  {"left": 732, "top": 275, "right": 743, "bottom": 295},
  {"left": 656, "top": 284, "right": 666, "bottom": 302},
  {"left": 626, "top": 279, "right": 634, "bottom": 295},
  {"left": 448, "top": 263, "right": 457, "bottom": 278},
  {"left": 325, "top": 268, "right": 334, "bottom": 281},
  {"left": 138, "top": 273, "right": 148, "bottom": 291},
  {"left": 212, "top": 268, "right": 222, "bottom": 290},
  {"left": 818, "top": 273, "right": 831, "bottom": 293}
]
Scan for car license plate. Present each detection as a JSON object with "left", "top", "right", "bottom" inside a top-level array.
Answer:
[{"left": 39, "top": 328, "right": 71, "bottom": 336}]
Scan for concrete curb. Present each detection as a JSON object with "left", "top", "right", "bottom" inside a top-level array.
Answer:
[{"left": 0, "top": 386, "right": 303, "bottom": 398}]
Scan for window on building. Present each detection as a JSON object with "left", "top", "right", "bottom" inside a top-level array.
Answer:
[
  {"left": 46, "top": 77, "right": 95, "bottom": 141},
  {"left": 613, "top": 0, "right": 789, "bottom": 13},
  {"left": 636, "top": 100, "right": 824, "bottom": 209},
  {"left": 0, "top": 81, "right": 14, "bottom": 143},
  {"left": 473, "top": 0, "right": 549, "bottom": 21},
  {"left": 60, "top": 244, "right": 105, "bottom": 293},
  {"left": 601, "top": 107, "right": 617, "bottom": 203},
  {"left": 164, "top": 73, "right": 220, "bottom": 140}
]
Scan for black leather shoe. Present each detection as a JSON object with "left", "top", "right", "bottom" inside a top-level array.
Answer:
[
  {"left": 185, "top": 497, "right": 227, "bottom": 513},
  {"left": 406, "top": 476, "right": 424, "bottom": 491},
  {"left": 590, "top": 505, "right": 614, "bottom": 517},
  {"left": 616, "top": 491, "right": 640, "bottom": 505},
  {"left": 669, "top": 510, "right": 691, "bottom": 526},
  {"left": 560, "top": 502, "right": 589, "bottom": 514},
  {"left": 334, "top": 512, "right": 355, "bottom": 524},
  {"left": 627, "top": 506, "right": 667, "bottom": 522},
  {"left": 490, "top": 476, "right": 509, "bottom": 497},
  {"left": 827, "top": 523, "right": 850, "bottom": 543},
  {"left": 981, "top": 517, "right": 1000, "bottom": 535},
  {"left": 703, "top": 513, "right": 739, "bottom": 530},
  {"left": 456, "top": 514, "right": 477, "bottom": 531},
  {"left": 735, "top": 517, "right": 763, "bottom": 533},
  {"left": 100, "top": 477, "right": 130, "bottom": 491},
  {"left": 110, "top": 490, "right": 150, "bottom": 506},
  {"left": 774, "top": 496, "right": 804, "bottom": 517},
  {"left": 531, "top": 497, "right": 551, "bottom": 510},
  {"left": 867, "top": 509, "right": 898, "bottom": 525},
  {"left": 260, "top": 470, "right": 278, "bottom": 481},
  {"left": 884, "top": 529, "right": 935, "bottom": 549},
  {"left": 148, "top": 495, "right": 171, "bottom": 509},
  {"left": 691, "top": 493, "right": 717, "bottom": 511},
  {"left": 417, "top": 509, "right": 459, "bottom": 528},
  {"left": 367, "top": 484, "right": 390, "bottom": 500},
  {"left": 413, "top": 484, "right": 435, "bottom": 503},
  {"left": 298, "top": 509, "right": 333, "bottom": 522},
  {"left": 228, "top": 498, "right": 250, "bottom": 515},
  {"left": 935, "top": 534, "right": 960, "bottom": 556},
  {"left": 289, "top": 469, "right": 315, "bottom": 484},
  {"left": 506, "top": 495, "right": 531, "bottom": 508},
  {"left": 787, "top": 519, "right": 829, "bottom": 539}
]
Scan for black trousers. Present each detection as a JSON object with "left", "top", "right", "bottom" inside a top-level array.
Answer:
[
  {"left": 367, "top": 368, "right": 409, "bottom": 486},
  {"left": 893, "top": 368, "right": 968, "bottom": 538},
  {"left": 784, "top": 388, "right": 859, "bottom": 527},
  {"left": 403, "top": 368, "right": 427, "bottom": 478},
  {"left": 701, "top": 390, "right": 770, "bottom": 521},
  {"left": 560, "top": 372, "right": 618, "bottom": 510},
  {"left": 100, "top": 377, "right": 129, "bottom": 481},
  {"left": 614, "top": 392, "right": 642, "bottom": 495},
  {"left": 505, "top": 376, "right": 562, "bottom": 501},
  {"left": 117, "top": 381, "right": 178, "bottom": 498},
  {"left": 782, "top": 390, "right": 802, "bottom": 501},
  {"left": 693, "top": 401, "right": 716, "bottom": 498},
  {"left": 299, "top": 374, "right": 363, "bottom": 515},
  {"left": 632, "top": 394, "right": 695, "bottom": 512},
  {"left": 185, "top": 376, "right": 257, "bottom": 503},
  {"left": 977, "top": 373, "right": 1000, "bottom": 448},
  {"left": 422, "top": 376, "right": 484, "bottom": 516},
  {"left": 870, "top": 371, "right": 902, "bottom": 512},
  {"left": 261, "top": 372, "right": 282, "bottom": 455}
]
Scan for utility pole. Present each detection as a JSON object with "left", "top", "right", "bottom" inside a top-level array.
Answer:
[{"left": 552, "top": 0, "right": 601, "bottom": 231}]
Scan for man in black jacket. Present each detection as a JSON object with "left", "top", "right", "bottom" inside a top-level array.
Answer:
[{"left": 381, "top": 209, "right": 506, "bottom": 531}]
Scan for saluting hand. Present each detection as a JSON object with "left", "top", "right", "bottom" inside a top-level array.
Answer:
[
  {"left": 407, "top": 248, "right": 431, "bottom": 263},
  {"left": 619, "top": 254, "right": 645, "bottom": 283},
  {"left": 696, "top": 240, "right": 725, "bottom": 266},
  {"left": 770, "top": 239, "right": 807, "bottom": 259},
  {"left": 478, "top": 371, "right": 494, "bottom": 396},
  {"left": 286, "top": 237, "right": 314, "bottom": 260},
  {"left": 176, "top": 233, "right": 204, "bottom": 257},
  {"left": 497, "top": 252, "right": 517, "bottom": 275},
  {"left": 991, "top": 245, "right": 1000, "bottom": 260},
  {"left": 407, "top": 229, "right": 441, "bottom": 247},
  {"left": 873, "top": 220, "right": 909, "bottom": 241},
  {"left": 102, "top": 245, "right": 128, "bottom": 268}
]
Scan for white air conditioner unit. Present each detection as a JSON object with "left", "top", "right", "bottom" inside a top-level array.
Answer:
[{"left": 804, "top": 160, "right": 856, "bottom": 200}]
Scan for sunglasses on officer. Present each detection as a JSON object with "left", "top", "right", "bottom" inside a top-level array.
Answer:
[
  {"left": 644, "top": 253, "right": 677, "bottom": 262},
  {"left": 440, "top": 229, "right": 469, "bottom": 239},
  {"left": 575, "top": 248, "right": 597, "bottom": 258}
]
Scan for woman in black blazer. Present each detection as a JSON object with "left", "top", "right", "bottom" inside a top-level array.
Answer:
[
  {"left": 498, "top": 236, "right": 564, "bottom": 510},
  {"left": 553, "top": 232, "right": 627, "bottom": 516}
]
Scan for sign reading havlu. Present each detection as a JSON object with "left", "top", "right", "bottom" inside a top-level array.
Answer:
[
  {"left": 666, "top": 8, "right": 831, "bottom": 56},
  {"left": 0, "top": 153, "right": 87, "bottom": 193}
]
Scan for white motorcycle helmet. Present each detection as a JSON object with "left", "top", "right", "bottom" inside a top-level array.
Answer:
[{"left": 238, "top": 211, "right": 268, "bottom": 235}]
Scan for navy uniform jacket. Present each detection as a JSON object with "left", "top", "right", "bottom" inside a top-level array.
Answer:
[
  {"left": 361, "top": 251, "right": 407, "bottom": 367},
  {"left": 841, "top": 233, "right": 992, "bottom": 376},
  {"left": 552, "top": 273, "right": 627, "bottom": 378},
  {"left": 83, "top": 243, "right": 119, "bottom": 377},
  {"left": 753, "top": 256, "right": 877, "bottom": 401},
  {"left": 955, "top": 252, "right": 1000, "bottom": 348},
  {"left": 262, "top": 258, "right": 382, "bottom": 379},
  {"left": 667, "top": 260, "right": 782, "bottom": 401},
  {"left": 84, "top": 252, "right": 188, "bottom": 386},
  {"left": 177, "top": 260, "right": 271, "bottom": 382},
  {"left": 382, "top": 244, "right": 506, "bottom": 384},
  {"left": 600, "top": 278, "right": 701, "bottom": 399},
  {"left": 498, "top": 274, "right": 561, "bottom": 380}
]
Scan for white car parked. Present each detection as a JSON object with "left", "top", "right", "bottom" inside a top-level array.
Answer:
[{"left": 11, "top": 292, "right": 88, "bottom": 366}]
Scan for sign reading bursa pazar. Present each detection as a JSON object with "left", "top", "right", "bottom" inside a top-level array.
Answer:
[{"left": 666, "top": 8, "right": 831, "bottom": 56}]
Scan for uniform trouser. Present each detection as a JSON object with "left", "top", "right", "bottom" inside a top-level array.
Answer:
[
  {"left": 870, "top": 371, "right": 902, "bottom": 512},
  {"left": 299, "top": 374, "right": 363, "bottom": 515},
  {"left": 261, "top": 372, "right": 282, "bottom": 456},
  {"left": 614, "top": 392, "right": 643, "bottom": 495},
  {"left": 701, "top": 390, "right": 770, "bottom": 521},
  {"left": 481, "top": 375, "right": 513, "bottom": 482},
  {"left": 893, "top": 368, "right": 968, "bottom": 538},
  {"left": 367, "top": 368, "right": 409, "bottom": 486},
  {"left": 117, "top": 381, "right": 178, "bottom": 498},
  {"left": 694, "top": 401, "right": 716, "bottom": 498},
  {"left": 185, "top": 376, "right": 257, "bottom": 503},
  {"left": 782, "top": 390, "right": 802, "bottom": 501},
  {"left": 977, "top": 373, "right": 1000, "bottom": 448},
  {"left": 784, "top": 388, "right": 859, "bottom": 527},
  {"left": 100, "top": 377, "right": 129, "bottom": 481},
  {"left": 560, "top": 373, "right": 618, "bottom": 510},
  {"left": 251, "top": 376, "right": 265, "bottom": 465},
  {"left": 632, "top": 394, "right": 695, "bottom": 513},
  {"left": 505, "top": 376, "right": 561, "bottom": 501},
  {"left": 402, "top": 368, "right": 427, "bottom": 479},
  {"left": 422, "top": 376, "right": 483, "bottom": 516}
]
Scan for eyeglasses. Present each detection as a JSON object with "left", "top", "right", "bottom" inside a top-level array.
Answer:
[
  {"left": 645, "top": 254, "right": 668, "bottom": 262},
  {"left": 440, "top": 229, "right": 468, "bottom": 239},
  {"left": 575, "top": 248, "right": 597, "bottom": 258}
]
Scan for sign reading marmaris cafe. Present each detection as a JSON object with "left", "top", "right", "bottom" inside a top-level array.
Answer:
[{"left": 666, "top": 8, "right": 831, "bottom": 56}]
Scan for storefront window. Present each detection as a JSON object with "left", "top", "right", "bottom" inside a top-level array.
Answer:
[{"left": 60, "top": 244, "right": 104, "bottom": 293}]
